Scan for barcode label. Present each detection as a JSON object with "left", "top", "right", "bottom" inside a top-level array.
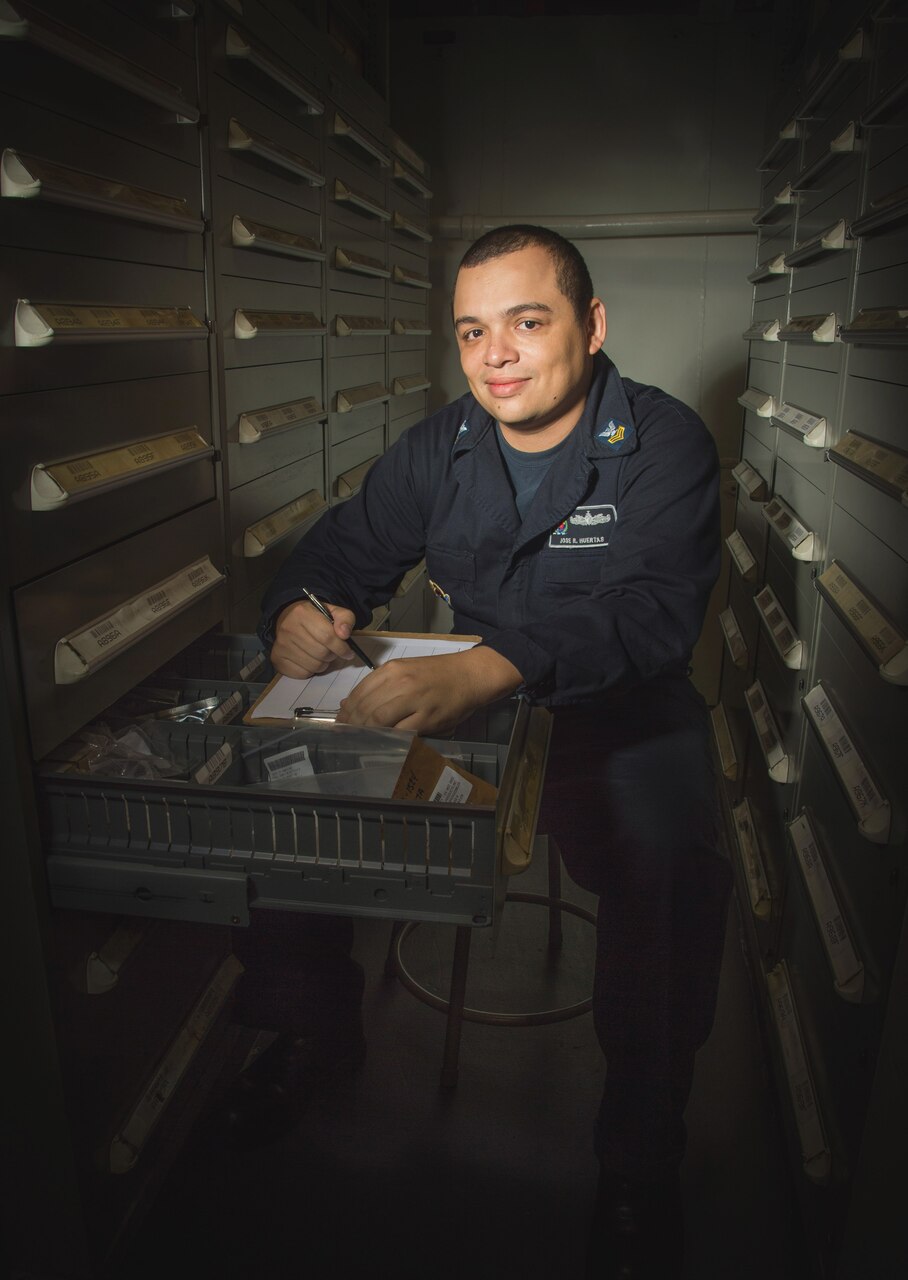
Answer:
[
  {"left": 238, "top": 651, "right": 266, "bottom": 680},
  {"left": 818, "top": 562, "right": 905, "bottom": 667},
  {"left": 804, "top": 684, "right": 887, "bottom": 822},
  {"left": 194, "top": 742, "right": 233, "bottom": 785},
  {"left": 264, "top": 745, "right": 314, "bottom": 781},
  {"left": 211, "top": 692, "right": 242, "bottom": 725}
]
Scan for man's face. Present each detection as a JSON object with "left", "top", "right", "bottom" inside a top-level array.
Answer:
[{"left": 453, "top": 244, "right": 605, "bottom": 449}]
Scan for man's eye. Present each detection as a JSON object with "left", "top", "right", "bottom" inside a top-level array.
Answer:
[
  {"left": 462, "top": 328, "right": 483, "bottom": 341},
  {"left": 518, "top": 319, "right": 540, "bottom": 331}
]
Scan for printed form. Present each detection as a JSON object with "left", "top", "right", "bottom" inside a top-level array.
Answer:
[{"left": 248, "top": 635, "right": 477, "bottom": 721}]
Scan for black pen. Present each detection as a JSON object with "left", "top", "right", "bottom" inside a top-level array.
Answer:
[{"left": 300, "top": 587, "right": 376, "bottom": 669}]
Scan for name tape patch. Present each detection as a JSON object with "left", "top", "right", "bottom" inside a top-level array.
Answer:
[{"left": 549, "top": 504, "right": 617, "bottom": 549}]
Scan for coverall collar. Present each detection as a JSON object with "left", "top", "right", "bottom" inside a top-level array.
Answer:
[{"left": 451, "top": 350, "right": 639, "bottom": 460}]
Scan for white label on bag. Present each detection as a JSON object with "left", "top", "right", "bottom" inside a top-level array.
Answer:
[
  {"left": 430, "top": 766, "right": 472, "bottom": 804},
  {"left": 788, "top": 813, "right": 863, "bottom": 992},
  {"left": 211, "top": 692, "right": 242, "bottom": 725},
  {"left": 194, "top": 742, "right": 233, "bottom": 785},
  {"left": 264, "top": 745, "right": 315, "bottom": 781}
]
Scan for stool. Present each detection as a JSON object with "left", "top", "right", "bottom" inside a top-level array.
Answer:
[{"left": 384, "top": 837, "right": 596, "bottom": 1088}]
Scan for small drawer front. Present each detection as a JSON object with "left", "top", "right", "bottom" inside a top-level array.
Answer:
[
  {"left": 327, "top": 106, "right": 391, "bottom": 176},
  {"left": 211, "top": 82, "right": 323, "bottom": 211},
  {"left": 746, "top": 357, "right": 783, "bottom": 403},
  {"left": 208, "top": 11, "right": 323, "bottom": 124},
  {"left": 787, "top": 186, "right": 858, "bottom": 291},
  {"left": 388, "top": 404, "right": 424, "bottom": 447},
  {"left": 330, "top": 425, "right": 384, "bottom": 498},
  {"left": 228, "top": 452, "right": 325, "bottom": 602},
  {"left": 327, "top": 74, "right": 388, "bottom": 151},
  {"left": 0, "top": 2, "right": 200, "bottom": 164},
  {"left": 328, "top": 289, "right": 388, "bottom": 358},
  {"left": 327, "top": 153, "right": 390, "bottom": 241},
  {"left": 0, "top": 249, "right": 209, "bottom": 394},
  {"left": 211, "top": 178, "right": 323, "bottom": 287},
  {"left": 218, "top": 275, "right": 323, "bottom": 369},
  {"left": 328, "top": 351, "right": 387, "bottom": 404},
  {"left": 225, "top": 360, "right": 326, "bottom": 490},
  {"left": 841, "top": 374, "right": 908, "bottom": 455},
  {"left": 4, "top": 371, "right": 216, "bottom": 582},
  {"left": 16, "top": 502, "right": 226, "bottom": 760},
  {"left": 103, "top": 0, "right": 199, "bottom": 57},
  {"left": 0, "top": 96, "right": 204, "bottom": 270},
  {"left": 844, "top": 263, "right": 908, "bottom": 386},
  {"left": 326, "top": 232, "right": 389, "bottom": 300}
]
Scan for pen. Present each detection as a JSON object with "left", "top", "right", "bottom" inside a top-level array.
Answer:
[{"left": 300, "top": 587, "right": 376, "bottom": 669}]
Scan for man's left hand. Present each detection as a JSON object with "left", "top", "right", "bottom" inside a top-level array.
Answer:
[{"left": 335, "top": 646, "right": 523, "bottom": 735}]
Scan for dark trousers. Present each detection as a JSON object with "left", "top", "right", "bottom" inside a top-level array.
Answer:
[{"left": 539, "top": 675, "right": 732, "bottom": 1181}]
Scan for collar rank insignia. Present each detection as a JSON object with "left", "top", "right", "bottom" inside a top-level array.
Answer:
[
  {"left": 597, "top": 418, "right": 627, "bottom": 446},
  {"left": 457, "top": 421, "right": 469, "bottom": 436}
]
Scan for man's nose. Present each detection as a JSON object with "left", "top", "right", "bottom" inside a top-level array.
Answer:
[{"left": 483, "top": 331, "right": 518, "bottom": 365}]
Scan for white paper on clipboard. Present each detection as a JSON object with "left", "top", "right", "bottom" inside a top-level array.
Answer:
[{"left": 248, "top": 634, "right": 478, "bottom": 721}]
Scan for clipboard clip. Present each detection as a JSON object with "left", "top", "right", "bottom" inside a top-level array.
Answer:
[{"left": 293, "top": 706, "right": 340, "bottom": 722}]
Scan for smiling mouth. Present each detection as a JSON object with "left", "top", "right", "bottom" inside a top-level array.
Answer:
[{"left": 485, "top": 379, "right": 529, "bottom": 396}]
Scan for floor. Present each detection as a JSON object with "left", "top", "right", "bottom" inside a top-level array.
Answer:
[{"left": 116, "top": 853, "right": 810, "bottom": 1280}]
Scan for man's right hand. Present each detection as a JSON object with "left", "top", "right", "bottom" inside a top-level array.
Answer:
[{"left": 270, "top": 600, "right": 359, "bottom": 678}]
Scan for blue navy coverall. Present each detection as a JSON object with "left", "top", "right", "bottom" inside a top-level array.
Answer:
[{"left": 260, "top": 350, "right": 732, "bottom": 1180}]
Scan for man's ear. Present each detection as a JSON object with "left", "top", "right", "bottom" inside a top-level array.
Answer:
[{"left": 588, "top": 298, "right": 607, "bottom": 355}]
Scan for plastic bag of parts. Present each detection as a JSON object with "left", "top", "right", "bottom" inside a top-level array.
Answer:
[
  {"left": 243, "top": 723, "right": 415, "bottom": 798},
  {"left": 81, "top": 724, "right": 184, "bottom": 780}
]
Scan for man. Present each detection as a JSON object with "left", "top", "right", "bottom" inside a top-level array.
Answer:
[{"left": 260, "top": 226, "right": 732, "bottom": 1277}]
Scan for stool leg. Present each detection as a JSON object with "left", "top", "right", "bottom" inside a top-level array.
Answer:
[
  {"left": 441, "top": 925, "right": 473, "bottom": 1089},
  {"left": 547, "top": 839, "right": 564, "bottom": 953},
  {"left": 384, "top": 921, "right": 406, "bottom": 979}
]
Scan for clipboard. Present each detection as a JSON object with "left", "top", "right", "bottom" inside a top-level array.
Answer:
[{"left": 244, "top": 631, "right": 481, "bottom": 726}]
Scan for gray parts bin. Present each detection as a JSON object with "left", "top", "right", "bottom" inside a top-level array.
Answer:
[{"left": 38, "top": 637, "right": 551, "bottom": 931}]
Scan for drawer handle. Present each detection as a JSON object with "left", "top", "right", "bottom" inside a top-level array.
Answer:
[
  {"left": 1, "top": 148, "right": 203, "bottom": 232},
  {"left": 392, "top": 264, "right": 431, "bottom": 290},
  {"left": 784, "top": 218, "right": 852, "bottom": 269},
  {"left": 816, "top": 561, "right": 908, "bottom": 685},
  {"left": 233, "top": 308, "right": 325, "bottom": 339},
  {"left": 757, "top": 116, "right": 799, "bottom": 174},
  {"left": 731, "top": 459, "right": 767, "bottom": 502},
  {"left": 334, "top": 246, "right": 390, "bottom": 278},
  {"left": 737, "top": 386, "right": 776, "bottom": 418},
  {"left": 31, "top": 428, "right": 212, "bottom": 510},
  {"left": 15, "top": 300, "right": 207, "bottom": 347},
  {"left": 791, "top": 121, "right": 860, "bottom": 193},
  {"left": 731, "top": 799, "right": 772, "bottom": 921},
  {"left": 54, "top": 556, "right": 224, "bottom": 684},
  {"left": 777, "top": 313, "right": 838, "bottom": 344},
  {"left": 752, "top": 181, "right": 797, "bottom": 227},
  {"left": 829, "top": 430, "right": 908, "bottom": 507},
  {"left": 390, "top": 132, "right": 428, "bottom": 178},
  {"left": 243, "top": 490, "right": 326, "bottom": 556},
  {"left": 746, "top": 253, "right": 789, "bottom": 284},
  {"left": 225, "top": 25, "right": 323, "bottom": 115},
  {"left": 742, "top": 318, "right": 780, "bottom": 342},
  {"left": 231, "top": 215, "right": 324, "bottom": 261},
  {"left": 718, "top": 607, "right": 748, "bottom": 670},
  {"left": 725, "top": 530, "right": 757, "bottom": 582},
  {"left": 336, "top": 456, "right": 378, "bottom": 498},
  {"left": 771, "top": 402, "right": 827, "bottom": 448},
  {"left": 393, "top": 374, "right": 430, "bottom": 396},
  {"left": 228, "top": 118, "right": 324, "bottom": 186},
  {"left": 839, "top": 305, "right": 908, "bottom": 347},
  {"left": 392, "top": 210, "right": 432, "bottom": 242},
  {"left": 0, "top": 2, "right": 200, "bottom": 123},
  {"left": 803, "top": 683, "right": 891, "bottom": 843},
  {"left": 331, "top": 112, "right": 389, "bottom": 167},
  {"left": 788, "top": 812, "right": 865, "bottom": 1001},
  {"left": 850, "top": 185, "right": 908, "bottom": 239},
  {"left": 861, "top": 71, "right": 908, "bottom": 129},
  {"left": 238, "top": 396, "right": 325, "bottom": 444},
  {"left": 710, "top": 703, "right": 737, "bottom": 781},
  {"left": 766, "top": 961, "right": 832, "bottom": 1183},
  {"left": 744, "top": 680, "right": 793, "bottom": 784},
  {"left": 761, "top": 496, "right": 822, "bottom": 562},
  {"left": 391, "top": 159, "right": 432, "bottom": 200},
  {"left": 335, "top": 314, "right": 389, "bottom": 337},
  {"left": 392, "top": 317, "right": 432, "bottom": 337},
  {"left": 796, "top": 29, "right": 865, "bottom": 122},
  {"left": 335, "top": 383, "right": 390, "bottom": 414},
  {"left": 754, "top": 585, "right": 804, "bottom": 670},
  {"left": 333, "top": 178, "right": 390, "bottom": 222}
]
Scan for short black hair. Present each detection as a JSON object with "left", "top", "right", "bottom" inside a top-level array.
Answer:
[{"left": 457, "top": 224, "right": 594, "bottom": 318}]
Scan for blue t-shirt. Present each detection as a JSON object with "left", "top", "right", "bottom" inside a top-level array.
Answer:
[{"left": 495, "top": 425, "right": 567, "bottom": 520}]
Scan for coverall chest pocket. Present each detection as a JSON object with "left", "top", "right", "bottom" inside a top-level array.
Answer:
[
  {"left": 543, "top": 552, "right": 606, "bottom": 587},
  {"left": 426, "top": 547, "right": 476, "bottom": 609}
]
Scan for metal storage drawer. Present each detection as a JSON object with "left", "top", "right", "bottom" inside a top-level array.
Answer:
[
  {"left": 227, "top": 451, "right": 325, "bottom": 602},
  {"left": 102, "top": 0, "right": 198, "bottom": 57},
  {"left": 328, "top": 291, "right": 388, "bottom": 358},
  {"left": 3, "top": 371, "right": 216, "bottom": 582},
  {"left": 15, "top": 501, "right": 226, "bottom": 759},
  {"left": 0, "top": 96, "right": 204, "bottom": 269},
  {"left": 211, "top": 83, "right": 322, "bottom": 210},
  {"left": 330, "top": 425, "right": 383, "bottom": 497},
  {"left": 207, "top": 8, "right": 323, "bottom": 121},
  {"left": 0, "top": 3, "right": 200, "bottom": 164},
  {"left": 218, "top": 276, "right": 324, "bottom": 370},
  {"left": 38, "top": 672, "right": 552, "bottom": 930},
  {"left": 211, "top": 178, "right": 323, "bottom": 287},
  {"left": 389, "top": 405, "right": 423, "bottom": 447},
  {"left": 0, "top": 249, "right": 209, "bottom": 394}
]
